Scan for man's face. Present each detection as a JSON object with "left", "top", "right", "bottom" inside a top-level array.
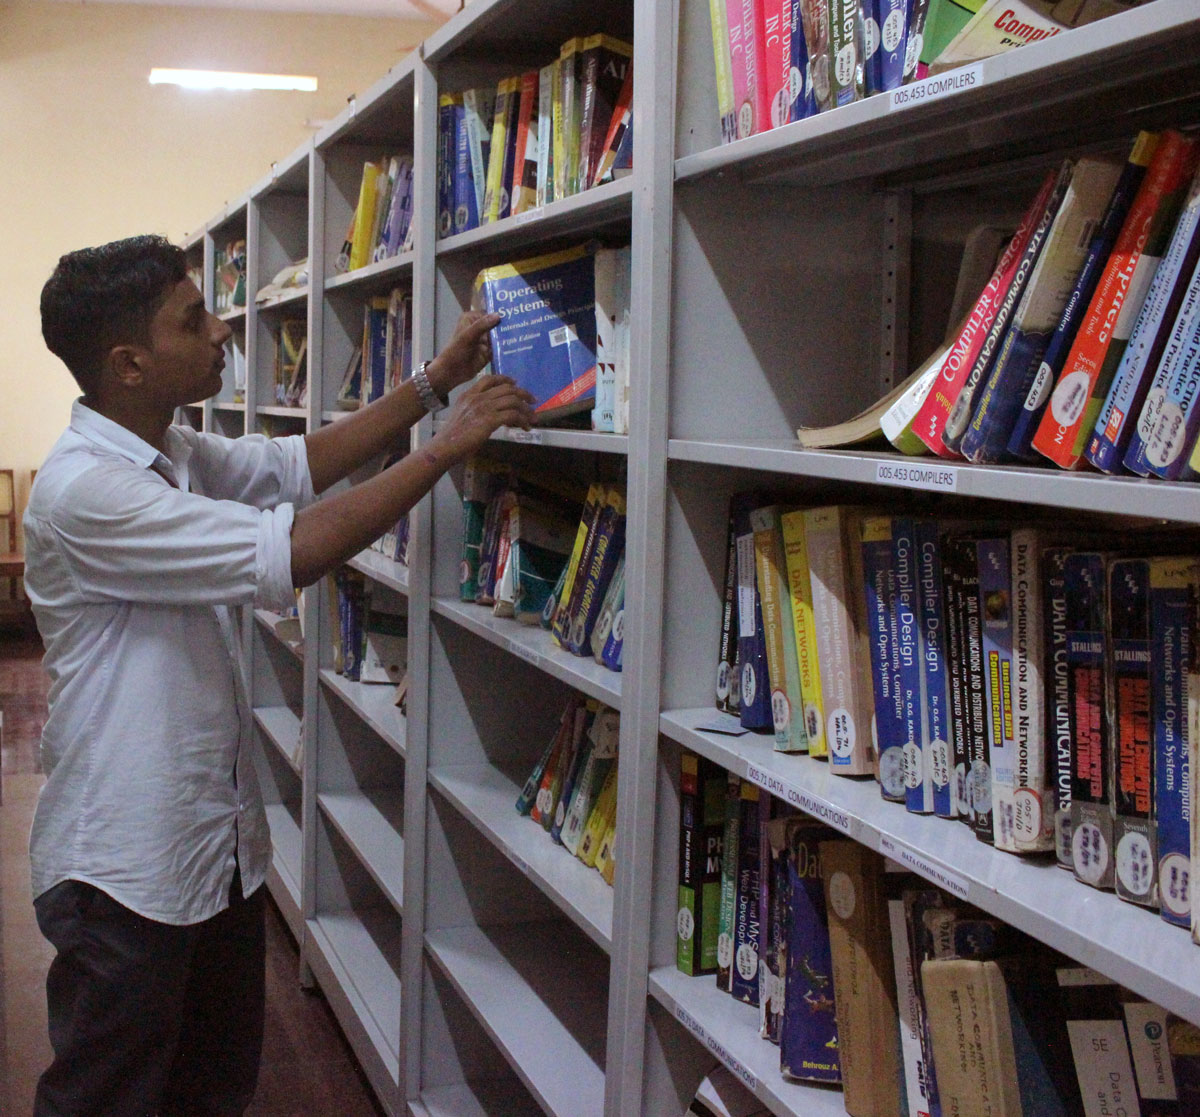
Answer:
[{"left": 141, "top": 278, "right": 232, "bottom": 407}]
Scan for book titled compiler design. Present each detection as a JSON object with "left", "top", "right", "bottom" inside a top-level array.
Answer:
[{"left": 474, "top": 242, "right": 598, "bottom": 423}]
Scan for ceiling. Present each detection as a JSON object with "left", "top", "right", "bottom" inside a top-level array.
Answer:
[{"left": 36, "top": 0, "right": 461, "bottom": 21}]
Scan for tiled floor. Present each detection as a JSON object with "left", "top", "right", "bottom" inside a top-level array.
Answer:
[{"left": 0, "top": 628, "right": 385, "bottom": 1116}]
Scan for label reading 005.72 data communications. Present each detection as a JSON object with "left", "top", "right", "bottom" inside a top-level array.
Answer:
[
  {"left": 877, "top": 835, "right": 970, "bottom": 900},
  {"left": 744, "top": 763, "right": 855, "bottom": 834},
  {"left": 874, "top": 461, "right": 959, "bottom": 493},
  {"left": 674, "top": 1004, "right": 758, "bottom": 1093},
  {"left": 888, "top": 63, "right": 984, "bottom": 111}
]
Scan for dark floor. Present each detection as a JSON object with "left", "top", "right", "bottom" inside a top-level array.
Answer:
[{"left": 0, "top": 624, "right": 386, "bottom": 1116}]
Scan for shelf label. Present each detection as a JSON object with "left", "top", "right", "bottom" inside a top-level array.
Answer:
[
  {"left": 674, "top": 1005, "right": 758, "bottom": 1093},
  {"left": 888, "top": 63, "right": 983, "bottom": 112},
  {"left": 504, "top": 428, "right": 544, "bottom": 445},
  {"left": 509, "top": 853, "right": 530, "bottom": 878},
  {"left": 508, "top": 640, "right": 543, "bottom": 673},
  {"left": 745, "top": 764, "right": 854, "bottom": 835},
  {"left": 512, "top": 205, "right": 545, "bottom": 226},
  {"left": 874, "top": 461, "right": 959, "bottom": 493},
  {"left": 877, "top": 835, "right": 970, "bottom": 899}
]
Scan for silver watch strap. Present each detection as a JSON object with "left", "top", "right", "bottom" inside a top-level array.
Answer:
[{"left": 412, "top": 360, "right": 446, "bottom": 414}]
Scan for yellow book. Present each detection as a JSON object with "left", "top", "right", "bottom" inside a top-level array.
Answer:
[
  {"left": 551, "top": 481, "right": 604, "bottom": 646},
  {"left": 577, "top": 761, "right": 618, "bottom": 867},
  {"left": 483, "top": 77, "right": 518, "bottom": 224},
  {"left": 595, "top": 816, "right": 617, "bottom": 884},
  {"left": 555, "top": 37, "right": 583, "bottom": 199},
  {"left": 779, "top": 510, "right": 827, "bottom": 757},
  {"left": 348, "top": 161, "right": 383, "bottom": 271}
]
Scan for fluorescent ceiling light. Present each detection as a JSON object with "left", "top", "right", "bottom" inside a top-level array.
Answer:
[{"left": 149, "top": 69, "right": 318, "bottom": 92}]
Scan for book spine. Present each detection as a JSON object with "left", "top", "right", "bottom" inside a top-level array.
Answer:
[
  {"left": 862, "top": 0, "right": 883, "bottom": 96},
  {"left": 1043, "top": 546, "right": 1075, "bottom": 869},
  {"left": 902, "top": 0, "right": 931, "bottom": 83},
  {"left": 462, "top": 90, "right": 491, "bottom": 221},
  {"left": 1008, "top": 134, "right": 1158, "bottom": 460},
  {"left": 1088, "top": 169, "right": 1200, "bottom": 472},
  {"left": 913, "top": 169, "right": 1058, "bottom": 457},
  {"left": 677, "top": 751, "right": 723, "bottom": 975},
  {"left": 944, "top": 161, "right": 1075, "bottom": 457},
  {"left": 941, "top": 534, "right": 970, "bottom": 821},
  {"left": 877, "top": 0, "right": 907, "bottom": 92},
  {"left": 730, "top": 781, "right": 762, "bottom": 1005},
  {"left": 761, "top": 0, "right": 792, "bottom": 128},
  {"left": 954, "top": 537, "right": 990, "bottom": 839},
  {"left": 561, "top": 710, "right": 617, "bottom": 854},
  {"left": 781, "top": 509, "right": 826, "bottom": 756},
  {"left": 483, "top": 78, "right": 514, "bottom": 224},
  {"left": 716, "top": 770, "right": 741, "bottom": 992},
  {"left": 559, "top": 486, "right": 615, "bottom": 649},
  {"left": 730, "top": 0, "right": 762, "bottom": 138},
  {"left": 577, "top": 761, "right": 618, "bottom": 867},
  {"left": 977, "top": 536, "right": 1018, "bottom": 851},
  {"left": 565, "top": 491, "right": 626, "bottom": 655},
  {"left": 797, "top": 0, "right": 833, "bottom": 113},
  {"left": 535, "top": 64, "right": 555, "bottom": 207},
  {"left": 498, "top": 84, "right": 521, "bottom": 221},
  {"left": 1150, "top": 557, "right": 1196, "bottom": 928},
  {"left": 708, "top": 0, "right": 739, "bottom": 142},
  {"left": 827, "top": 0, "right": 862, "bottom": 108},
  {"left": 590, "top": 555, "right": 624, "bottom": 660},
  {"left": 452, "top": 99, "right": 478, "bottom": 235},
  {"left": 736, "top": 524, "right": 774, "bottom": 730},
  {"left": 516, "top": 713, "right": 566, "bottom": 815},
  {"left": 509, "top": 71, "right": 538, "bottom": 215},
  {"left": 550, "top": 482, "right": 602, "bottom": 643},
  {"left": 591, "top": 60, "right": 634, "bottom": 188},
  {"left": 760, "top": 801, "right": 789, "bottom": 1044},
  {"left": 1065, "top": 552, "right": 1112, "bottom": 890},
  {"left": 780, "top": 820, "right": 840, "bottom": 1083},
  {"left": 1008, "top": 530, "right": 1055, "bottom": 853},
  {"left": 436, "top": 100, "right": 455, "bottom": 239},
  {"left": 751, "top": 506, "right": 809, "bottom": 753},
  {"left": 717, "top": 499, "right": 742, "bottom": 713},
  {"left": 805, "top": 507, "right": 873, "bottom": 775},
  {"left": 861, "top": 516, "right": 908, "bottom": 802},
  {"left": 889, "top": 897, "right": 934, "bottom": 1117},
  {"left": 1108, "top": 558, "right": 1157, "bottom": 908},
  {"left": 915, "top": 521, "right": 954, "bottom": 819},
  {"left": 893, "top": 519, "right": 930, "bottom": 815},
  {"left": 788, "top": 0, "right": 816, "bottom": 122},
  {"left": 1033, "top": 131, "right": 1198, "bottom": 469}
]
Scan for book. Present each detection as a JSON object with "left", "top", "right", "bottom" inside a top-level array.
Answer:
[
  {"left": 796, "top": 0, "right": 833, "bottom": 114},
  {"left": 730, "top": 780, "right": 762, "bottom": 1005},
  {"left": 805, "top": 506, "right": 873, "bottom": 776},
  {"left": 718, "top": 495, "right": 747, "bottom": 714},
  {"left": 735, "top": 505, "right": 773, "bottom": 731},
  {"left": 1008, "top": 131, "right": 1158, "bottom": 460},
  {"left": 913, "top": 169, "right": 1059, "bottom": 457},
  {"left": 927, "top": 0, "right": 1068, "bottom": 75},
  {"left": 508, "top": 70, "right": 539, "bottom": 217},
  {"left": 716, "top": 770, "right": 742, "bottom": 992},
  {"left": 820, "top": 841, "right": 903, "bottom": 1116},
  {"left": 483, "top": 76, "right": 519, "bottom": 224},
  {"left": 577, "top": 759, "right": 618, "bottom": 867},
  {"left": 889, "top": 896, "right": 935, "bottom": 1117},
  {"left": 560, "top": 706, "right": 618, "bottom": 854},
  {"left": 350, "top": 160, "right": 385, "bottom": 267},
  {"left": 558, "top": 37, "right": 584, "bottom": 197},
  {"left": 550, "top": 482, "right": 603, "bottom": 645},
  {"left": 914, "top": 520, "right": 954, "bottom": 818},
  {"left": 942, "top": 530, "right": 972, "bottom": 821},
  {"left": 474, "top": 243, "right": 598, "bottom": 423},
  {"left": 1042, "top": 545, "right": 1076, "bottom": 869},
  {"left": 751, "top": 504, "right": 809, "bottom": 753},
  {"left": 778, "top": 816, "right": 841, "bottom": 1084},
  {"left": 577, "top": 35, "right": 632, "bottom": 192},
  {"left": 787, "top": 0, "right": 817, "bottom": 122},
  {"left": 977, "top": 534, "right": 1018, "bottom": 850},
  {"left": 1033, "top": 131, "right": 1200, "bottom": 469},
  {"left": 891, "top": 518, "right": 930, "bottom": 816},
  {"left": 758, "top": 794, "right": 786, "bottom": 1042},
  {"left": 359, "top": 593, "right": 406, "bottom": 685},
  {"left": 1064, "top": 551, "right": 1112, "bottom": 890},
  {"left": 564, "top": 487, "right": 626, "bottom": 655},
  {"left": 902, "top": 0, "right": 933, "bottom": 82},
  {"left": 780, "top": 509, "right": 826, "bottom": 756},
  {"left": 1108, "top": 557, "right": 1158, "bottom": 908},
  {"left": 760, "top": 0, "right": 792, "bottom": 128},
  {"left": 507, "top": 493, "right": 578, "bottom": 626},
  {"left": 591, "top": 246, "right": 630, "bottom": 432},
  {"left": 1150, "top": 557, "right": 1196, "bottom": 929},
  {"left": 943, "top": 161, "right": 1075, "bottom": 457},
  {"left": 557, "top": 484, "right": 620, "bottom": 649},
  {"left": 730, "top": 0, "right": 768, "bottom": 138},
  {"left": 452, "top": 96, "right": 478, "bottom": 235},
  {"left": 707, "top": 0, "right": 738, "bottom": 144},
  {"left": 678, "top": 749, "right": 725, "bottom": 975},
  {"left": 537, "top": 60, "right": 557, "bottom": 206},
  {"left": 589, "top": 553, "right": 625, "bottom": 661},
  {"left": 591, "top": 59, "right": 634, "bottom": 189},
  {"left": 961, "top": 156, "right": 1124, "bottom": 463},
  {"left": 462, "top": 88, "right": 495, "bottom": 223},
  {"left": 361, "top": 296, "right": 389, "bottom": 405},
  {"left": 828, "top": 0, "right": 863, "bottom": 108}
]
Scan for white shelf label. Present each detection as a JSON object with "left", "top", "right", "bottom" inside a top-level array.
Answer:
[
  {"left": 512, "top": 206, "right": 545, "bottom": 226},
  {"left": 505, "top": 428, "right": 544, "bottom": 444},
  {"left": 874, "top": 461, "right": 959, "bottom": 493},
  {"left": 508, "top": 640, "right": 543, "bottom": 673},
  {"left": 878, "top": 835, "right": 970, "bottom": 899},
  {"left": 674, "top": 1005, "right": 758, "bottom": 1093},
  {"left": 888, "top": 63, "right": 984, "bottom": 112},
  {"left": 745, "top": 764, "right": 854, "bottom": 835}
]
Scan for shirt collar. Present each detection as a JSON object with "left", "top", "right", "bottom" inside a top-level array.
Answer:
[{"left": 70, "top": 398, "right": 194, "bottom": 485}]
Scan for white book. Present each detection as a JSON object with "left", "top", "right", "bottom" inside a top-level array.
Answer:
[
  {"left": 462, "top": 87, "right": 496, "bottom": 222},
  {"left": 536, "top": 63, "right": 555, "bottom": 207},
  {"left": 889, "top": 898, "right": 934, "bottom": 1117}
]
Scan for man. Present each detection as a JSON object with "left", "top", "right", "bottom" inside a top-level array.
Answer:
[{"left": 26, "top": 234, "right": 533, "bottom": 1115}]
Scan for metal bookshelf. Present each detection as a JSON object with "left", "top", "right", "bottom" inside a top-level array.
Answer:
[{"left": 180, "top": 1, "right": 1200, "bottom": 1114}]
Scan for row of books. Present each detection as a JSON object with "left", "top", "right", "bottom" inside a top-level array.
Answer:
[
  {"left": 327, "top": 567, "right": 408, "bottom": 685},
  {"left": 273, "top": 319, "right": 307, "bottom": 408},
  {"left": 437, "top": 34, "right": 633, "bottom": 239},
  {"left": 823, "top": 127, "right": 1200, "bottom": 483},
  {"left": 334, "top": 155, "right": 415, "bottom": 274},
  {"left": 335, "top": 287, "right": 413, "bottom": 410},
  {"left": 678, "top": 750, "right": 1198, "bottom": 1115},
  {"left": 475, "top": 243, "right": 632, "bottom": 431},
  {"left": 214, "top": 237, "right": 246, "bottom": 314},
  {"left": 515, "top": 694, "right": 621, "bottom": 885},
  {"left": 709, "top": 0, "right": 1139, "bottom": 144},
  {"left": 718, "top": 497, "right": 1200, "bottom": 928},
  {"left": 460, "top": 462, "right": 626, "bottom": 673}
]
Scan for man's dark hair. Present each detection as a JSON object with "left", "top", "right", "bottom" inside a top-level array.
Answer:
[{"left": 40, "top": 235, "right": 188, "bottom": 394}]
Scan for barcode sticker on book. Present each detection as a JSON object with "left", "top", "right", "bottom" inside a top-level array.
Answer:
[
  {"left": 549, "top": 325, "right": 578, "bottom": 348},
  {"left": 874, "top": 461, "right": 959, "bottom": 493},
  {"left": 744, "top": 763, "right": 855, "bottom": 834},
  {"left": 888, "top": 63, "right": 983, "bottom": 112},
  {"left": 674, "top": 1005, "right": 758, "bottom": 1092},
  {"left": 877, "top": 835, "right": 970, "bottom": 899}
]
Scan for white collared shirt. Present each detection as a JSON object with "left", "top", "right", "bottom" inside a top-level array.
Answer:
[{"left": 24, "top": 400, "right": 314, "bottom": 925}]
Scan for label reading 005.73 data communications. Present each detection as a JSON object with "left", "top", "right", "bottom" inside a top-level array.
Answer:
[
  {"left": 874, "top": 461, "right": 959, "bottom": 493},
  {"left": 889, "top": 63, "right": 984, "bottom": 111}
]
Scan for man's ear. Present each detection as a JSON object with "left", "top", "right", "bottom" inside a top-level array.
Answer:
[{"left": 108, "top": 344, "right": 146, "bottom": 388}]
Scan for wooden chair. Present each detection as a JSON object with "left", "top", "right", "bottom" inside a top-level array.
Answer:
[{"left": 0, "top": 469, "right": 25, "bottom": 601}]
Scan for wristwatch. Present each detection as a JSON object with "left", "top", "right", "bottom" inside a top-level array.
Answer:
[{"left": 412, "top": 359, "right": 447, "bottom": 414}]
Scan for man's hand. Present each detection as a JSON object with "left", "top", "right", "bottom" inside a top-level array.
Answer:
[
  {"left": 426, "top": 310, "right": 502, "bottom": 397},
  {"left": 429, "top": 374, "right": 536, "bottom": 465}
]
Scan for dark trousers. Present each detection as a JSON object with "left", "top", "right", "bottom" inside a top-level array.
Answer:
[{"left": 33, "top": 873, "right": 266, "bottom": 1117}]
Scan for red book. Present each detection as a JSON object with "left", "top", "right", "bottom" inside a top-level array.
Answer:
[
  {"left": 1032, "top": 130, "right": 1200, "bottom": 468},
  {"left": 913, "top": 170, "right": 1058, "bottom": 458},
  {"left": 591, "top": 60, "right": 633, "bottom": 189},
  {"left": 507, "top": 71, "right": 538, "bottom": 216}
]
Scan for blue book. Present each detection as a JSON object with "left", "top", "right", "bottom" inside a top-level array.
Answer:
[
  {"left": 736, "top": 512, "right": 774, "bottom": 732},
  {"left": 1150, "top": 558, "right": 1195, "bottom": 928},
  {"left": 1041, "top": 547, "right": 1075, "bottom": 869},
  {"left": 788, "top": 0, "right": 816, "bottom": 122},
  {"left": 1007, "top": 136, "right": 1155, "bottom": 459},
  {"left": 976, "top": 536, "right": 1016, "bottom": 850},
  {"left": 436, "top": 95, "right": 457, "bottom": 240},
  {"left": 730, "top": 781, "right": 762, "bottom": 1006},
  {"left": 893, "top": 518, "right": 928, "bottom": 815},
  {"left": 453, "top": 100, "right": 478, "bottom": 235},
  {"left": 601, "top": 576, "right": 624, "bottom": 672},
  {"left": 862, "top": 0, "right": 884, "bottom": 96},
  {"left": 475, "top": 244, "right": 598, "bottom": 423},
  {"left": 363, "top": 297, "right": 389, "bottom": 404},
  {"left": 860, "top": 517, "right": 907, "bottom": 803},
  {"left": 779, "top": 817, "right": 840, "bottom": 1084},
  {"left": 878, "top": 0, "right": 907, "bottom": 92},
  {"left": 1088, "top": 169, "right": 1200, "bottom": 473},
  {"left": 914, "top": 521, "right": 953, "bottom": 819}
]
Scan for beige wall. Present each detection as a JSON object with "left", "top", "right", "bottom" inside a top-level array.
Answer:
[{"left": 0, "top": 0, "right": 438, "bottom": 514}]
